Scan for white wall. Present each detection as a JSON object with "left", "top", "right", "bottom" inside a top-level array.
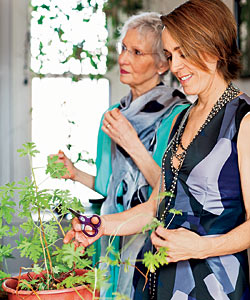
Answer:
[
  {"left": 0, "top": 0, "right": 31, "bottom": 185},
  {"left": 0, "top": 0, "right": 32, "bottom": 274}
]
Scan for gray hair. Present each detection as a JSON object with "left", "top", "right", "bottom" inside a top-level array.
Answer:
[{"left": 119, "top": 12, "right": 167, "bottom": 66}]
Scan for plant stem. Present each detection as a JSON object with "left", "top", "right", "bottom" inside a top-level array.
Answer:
[
  {"left": 165, "top": 213, "right": 176, "bottom": 229},
  {"left": 29, "top": 154, "right": 55, "bottom": 283},
  {"left": 19, "top": 280, "right": 42, "bottom": 300},
  {"left": 16, "top": 268, "right": 41, "bottom": 300},
  {"left": 72, "top": 286, "right": 85, "bottom": 300},
  {"left": 38, "top": 208, "right": 55, "bottom": 279},
  {"left": 48, "top": 208, "right": 65, "bottom": 237},
  {"left": 37, "top": 215, "right": 50, "bottom": 288},
  {"left": 92, "top": 267, "right": 97, "bottom": 300}
]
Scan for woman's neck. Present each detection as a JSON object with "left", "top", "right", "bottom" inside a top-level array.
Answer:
[
  {"left": 197, "top": 79, "right": 229, "bottom": 111},
  {"left": 130, "top": 78, "right": 161, "bottom": 101}
]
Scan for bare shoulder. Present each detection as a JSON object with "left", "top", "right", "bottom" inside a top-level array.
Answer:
[
  {"left": 239, "top": 112, "right": 250, "bottom": 135},
  {"left": 238, "top": 112, "right": 250, "bottom": 157}
]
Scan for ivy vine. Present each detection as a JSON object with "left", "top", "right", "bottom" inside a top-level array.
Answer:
[{"left": 30, "top": 0, "right": 144, "bottom": 80}]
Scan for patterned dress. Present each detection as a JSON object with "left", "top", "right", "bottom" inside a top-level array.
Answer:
[{"left": 133, "top": 93, "right": 250, "bottom": 300}]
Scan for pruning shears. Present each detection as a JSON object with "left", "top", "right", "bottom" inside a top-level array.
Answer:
[{"left": 68, "top": 208, "right": 101, "bottom": 237}]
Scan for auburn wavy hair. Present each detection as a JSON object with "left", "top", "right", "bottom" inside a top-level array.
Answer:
[{"left": 161, "top": 0, "right": 242, "bottom": 81}]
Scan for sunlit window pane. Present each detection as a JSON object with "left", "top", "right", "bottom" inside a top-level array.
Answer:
[
  {"left": 30, "top": 0, "right": 108, "bottom": 75},
  {"left": 31, "top": 0, "right": 110, "bottom": 208},
  {"left": 32, "top": 78, "right": 109, "bottom": 205}
]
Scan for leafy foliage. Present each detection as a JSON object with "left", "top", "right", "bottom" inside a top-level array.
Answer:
[
  {"left": 19, "top": 279, "right": 39, "bottom": 291},
  {"left": 30, "top": 1, "right": 107, "bottom": 79},
  {"left": 0, "top": 270, "right": 10, "bottom": 280},
  {"left": 112, "top": 292, "right": 131, "bottom": 300},
  {"left": 143, "top": 247, "right": 169, "bottom": 273},
  {"left": 141, "top": 218, "right": 165, "bottom": 234},
  {"left": 46, "top": 155, "right": 70, "bottom": 179},
  {"left": 17, "top": 142, "right": 40, "bottom": 157},
  {"left": 0, "top": 142, "right": 182, "bottom": 294},
  {"left": 0, "top": 245, "right": 13, "bottom": 262},
  {"left": 0, "top": 143, "right": 105, "bottom": 293},
  {"left": 141, "top": 209, "right": 182, "bottom": 273},
  {"left": 16, "top": 234, "right": 43, "bottom": 263}
]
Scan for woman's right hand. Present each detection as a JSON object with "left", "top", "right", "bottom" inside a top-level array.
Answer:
[
  {"left": 52, "top": 150, "right": 76, "bottom": 180},
  {"left": 63, "top": 217, "right": 105, "bottom": 248}
]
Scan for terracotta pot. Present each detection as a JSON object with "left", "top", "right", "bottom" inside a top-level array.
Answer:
[{"left": 2, "top": 269, "right": 99, "bottom": 300}]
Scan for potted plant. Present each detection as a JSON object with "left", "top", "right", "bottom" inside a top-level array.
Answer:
[{"left": 0, "top": 142, "right": 107, "bottom": 300}]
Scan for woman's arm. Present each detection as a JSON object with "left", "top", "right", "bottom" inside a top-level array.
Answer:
[
  {"left": 63, "top": 178, "right": 160, "bottom": 247},
  {"left": 204, "top": 113, "right": 250, "bottom": 255},
  {"left": 151, "top": 114, "right": 250, "bottom": 262},
  {"left": 102, "top": 108, "right": 162, "bottom": 188},
  {"left": 55, "top": 151, "right": 96, "bottom": 191}
]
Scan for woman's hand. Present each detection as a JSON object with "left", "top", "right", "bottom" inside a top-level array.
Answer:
[
  {"left": 151, "top": 226, "right": 207, "bottom": 263},
  {"left": 102, "top": 108, "right": 139, "bottom": 153},
  {"left": 52, "top": 150, "right": 76, "bottom": 180},
  {"left": 63, "top": 216, "right": 105, "bottom": 248}
]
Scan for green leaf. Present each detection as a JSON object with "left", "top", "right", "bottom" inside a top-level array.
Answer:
[
  {"left": 156, "top": 191, "right": 174, "bottom": 200},
  {"left": 41, "top": 4, "right": 50, "bottom": 11},
  {"left": 20, "top": 220, "right": 35, "bottom": 234},
  {"left": 32, "top": 264, "right": 43, "bottom": 274},
  {"left": 143, "top": 247, "right": 168, "bottom": 273},
  {"left": 83, "top": 268, "right": 108, "bottom": 290},
  {"left": 74, "top": 3, "right": 84, "bottom": 11},
  {"left": 0, "top": 270, "right": 10, "bottom": 280},
  {"left": 112, "top": 292, "right": 131, "bottom": 300},
  {"left": 52, "top": 265, "right": 60, "bottom": 274},
  {"left": 169, "top": 208, "right": 183, "bottom": 215},
  {"left": 84, "top": 245, "right": 95, "bottom": 257},
  {"left": 37, "top": 15, "right": 45, "bottom": 25},
  {"left": 56, "top": 270, "right": 108, "bottom": 290},
  {"left": 46, "top": 155, "right": 69, "bottom": 178},
  {"left": 100, "top": 255, "right": 119, "bottom": 267},
  {"left": 16, "top": 236, "right": 43, "bottom": 263},
  {"left": 19, "top": 279, "right": 39, "bottom": 290},
  {"left": 44, "top": 222, "right": 59, "bottom": 244},
  {"left": 57, "top": 243, "right": 85, "bottom": 268},
  {"left": 17, "top": 142, "right": 40, "bottom": 158},
  {"left": 8, "top": 226, "right": 18, "bottom": 237},
  {"left": 141, "top": 218, "right": 164, "bottom": 234},
  {"left": 0, "top": 225, "right": 10, "bottom": 238},
  {"left": 0, "top": 244, "right": 13, "bottom": 262}
]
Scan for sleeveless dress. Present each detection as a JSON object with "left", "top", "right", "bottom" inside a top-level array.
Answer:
[{"left": 133, "top": 94, "right": 250, "bottom": 300}]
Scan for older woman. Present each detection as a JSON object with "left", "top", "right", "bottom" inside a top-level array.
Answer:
[{"left": 57, "top": 12, "right": 188, "bottom": 298}]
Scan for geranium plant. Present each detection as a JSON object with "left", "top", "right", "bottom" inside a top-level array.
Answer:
[
  {"left": 0, "top": 142, "right": 107, "bottom": 298},
  {"left": 0, "top": 142, "right": 182, "bottom": 299}
]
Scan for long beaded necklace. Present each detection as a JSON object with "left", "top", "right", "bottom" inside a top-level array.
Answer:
[{"left": 148, "top": 82, "right": 240, "bottom": 300}]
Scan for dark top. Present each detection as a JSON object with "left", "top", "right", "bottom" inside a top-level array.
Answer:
[{"left": 133, "top": 94, "right": 250, "bottom": 300}]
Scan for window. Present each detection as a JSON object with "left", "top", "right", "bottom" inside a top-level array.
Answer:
[{"left": 30, "top": 0, "right": 109, "bottom": 206}]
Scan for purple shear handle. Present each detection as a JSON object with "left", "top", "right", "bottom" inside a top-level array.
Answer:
[{"left": 68, "top": 208, "right": 101, "bottom": 237}]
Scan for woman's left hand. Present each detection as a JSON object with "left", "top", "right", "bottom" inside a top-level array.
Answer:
[
  {"left": 102, "top": 108, "right": 138, "bottom": 152},
  {"left": 151, "top": 226, "right": 206, "bottom": 263}
]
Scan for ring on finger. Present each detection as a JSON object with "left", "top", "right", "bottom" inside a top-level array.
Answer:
[{"left": 106, "top": 123, "right": 111, "bottom": 129}]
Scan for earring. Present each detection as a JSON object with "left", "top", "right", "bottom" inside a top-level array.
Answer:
[{"left": 158, "top": 71, "right": 162, "bottom": 75}]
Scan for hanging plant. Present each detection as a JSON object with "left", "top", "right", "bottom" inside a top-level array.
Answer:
[{"left": 30, "top": 0, "right": 107, "bottom": 80}]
